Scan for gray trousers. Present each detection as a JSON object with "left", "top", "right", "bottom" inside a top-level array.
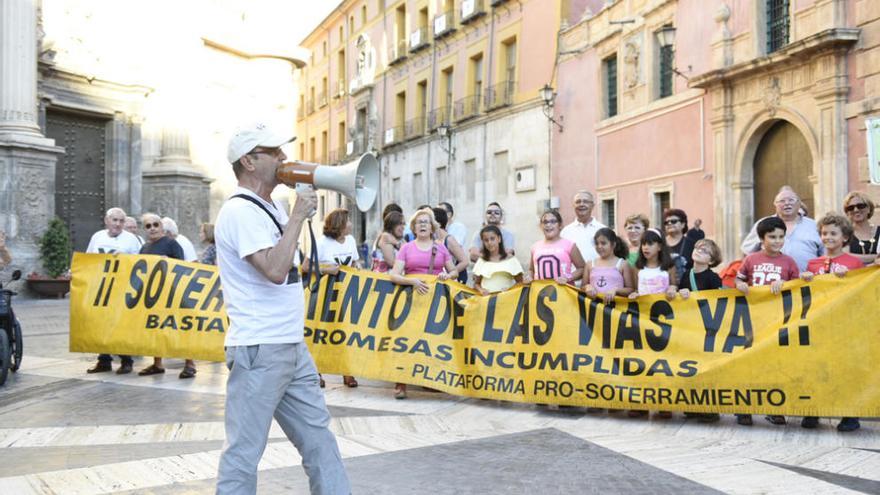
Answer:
[{"left": 216, "top": 343, "right": 350, "bottom": 495}]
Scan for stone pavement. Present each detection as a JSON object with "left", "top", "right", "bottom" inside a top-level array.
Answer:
[{"left": 0, "top": 299, "right": 878, "bottom": 494}]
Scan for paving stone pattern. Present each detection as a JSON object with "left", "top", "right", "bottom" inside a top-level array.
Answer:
[{"left": 0, "top": 299, "right": 877, "bottom": 495}]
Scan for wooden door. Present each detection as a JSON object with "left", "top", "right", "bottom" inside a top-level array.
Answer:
[
  {"left": 753, "top": 120, "right": 813, "bottom": 218},
  {"left": 46, "top": 111, "right": 108, "bottom": 253}
]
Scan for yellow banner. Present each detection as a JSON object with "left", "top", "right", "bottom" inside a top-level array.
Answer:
[{"left": 70, "top": 252, "right": 880, "bottom": 416}]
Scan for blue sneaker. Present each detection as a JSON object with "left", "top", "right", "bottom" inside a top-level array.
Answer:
[{"left": 837, "top": 417, "right": 860, "bottom": 432}]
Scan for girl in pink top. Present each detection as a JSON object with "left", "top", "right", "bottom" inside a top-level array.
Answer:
[
  {"left": 389, "top": 208, "right": 458, "bottom": 399},
  {"left": 583, "top": 228, "right": 635, "bottom": 303},
  {"left": 626, "top": 228, "right": 677, "bottom": 419},
  {"left": 529, "top": 210, "right": 585, "bottom": 284},
  {"left": 628, "top": 229, "right": 678, "bottom": 299}
]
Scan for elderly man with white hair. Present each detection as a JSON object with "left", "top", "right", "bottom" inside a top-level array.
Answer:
[
  {"left": 741, "top": 185, "right": 824, "bottom": 271},
  {"left": 85, "top": 207, "right": 142, "bottom": 375},
  {"left": 161, "top": 217, "right": 198, "bottom": 262},
  {"left": 124, "top": 216, "right": 144, "bottom": 246},
  {"left": 561, "top": 190, "right": 606, "bottom": 263}
]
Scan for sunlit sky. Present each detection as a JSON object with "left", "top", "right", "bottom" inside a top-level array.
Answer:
[{"left": 233, "top": 0, "right": 342, "bottom": 53}]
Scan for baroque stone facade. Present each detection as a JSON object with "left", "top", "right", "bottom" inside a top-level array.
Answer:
[
  {"left": 554, "top": 0, "right": 880, "bottom": 262},
  {"left": 1, "top": 0, "right": 301, "bottom": 286}
]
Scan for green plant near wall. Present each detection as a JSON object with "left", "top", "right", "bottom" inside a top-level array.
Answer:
[{"left": 38, "top": 217, "right": 72, "bottom": 278}]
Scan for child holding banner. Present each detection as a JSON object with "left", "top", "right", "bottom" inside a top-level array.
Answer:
[
  {"left": 529, "top": 210, "right": 585, "bottom": 285},
  {"left": 628, "top": 228, "right": 677, "bottom": 418},
  {"left": 473, "top": 225, "right": 524, "bottom": 294},
  {"left": 735, "top": 216, "right": 800, "bottom": 426},
  {"left": 583, "top": 228, "right": 634, "bottom": 303},
  {"left": 678, "top": 238, "right": 724, "bottom": 423},
  {"left": 678, "top": 239, "right": 723, "bottom": 298},
  {"left": 799, "top": 213, "right": 862, "bottom": 432},
  {"left": 628, "top": 229, "right": 678, "bottom": 301}
]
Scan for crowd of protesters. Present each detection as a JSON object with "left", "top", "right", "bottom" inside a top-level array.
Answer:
[
  {"left": 6, "top": 181, "right": 869, "bottom": 431},
  {"left": 81, "top": 208, "right": 216, "bottom": 380},
  {"left": 352, "top": 185, "right": 878, "bottom": 432}
]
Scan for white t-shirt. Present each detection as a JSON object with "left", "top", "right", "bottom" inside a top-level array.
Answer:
[
  {"left": 176, "top": 234, "right": 198, "bottom": 262},
  {"left": 215, "top": 187, "right": 304, "bottom": 346},
  {"left": 85, "top": 230, "right": 142, "bottom": 255},
  {"left": 316, "top": 234, "right": 360, "bottom": 267},
  {"left": 561, "top": 218, "right": 605, "bottom": 263}
]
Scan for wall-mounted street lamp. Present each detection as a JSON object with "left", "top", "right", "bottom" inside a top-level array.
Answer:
[
  {"left": 540, "top": 84, "right": 563, "bottom": 133},
  {"left": 539, "top": 84, "right": 563, "bottom": 204},
  {"left": 437, "top": 123, "right": 455, "bottom": 159},
  {"left": 654, "top": 25, "right": 692, "bottom": 80}
]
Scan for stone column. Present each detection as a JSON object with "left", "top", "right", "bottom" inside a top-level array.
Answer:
[
  {"left": 0, "top": 0, "right": 42, "bottom": 138},
  {"left": 142, "top": 127, "right": 211, "bottom": 245},
  {"left": 0, "top": 0, "right": 63, "bottom": 282}
]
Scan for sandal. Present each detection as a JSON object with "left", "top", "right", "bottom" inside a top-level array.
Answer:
[
  {"left": 343, "top": 376, "right": 358, "bottom": 388},
  {"left": 138, "top": 364, "right": 165, "bottom": 376},
  {"left": 394, "top": 383, "right": 407, "bottom": 400},
  {"left": 765, "top": 415, "right": 786, "bottom": 425},
  {"left": 178, "top": 367, "right": 196, "bottom": 379}
]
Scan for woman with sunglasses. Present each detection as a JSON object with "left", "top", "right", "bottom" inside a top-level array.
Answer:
[
  {"left": 663, "top": 208, "right": 704, "bottom": 286},
  {"left": 137, "top": 213, "right": 186, "bottom": 377},
  {"left": 843, "top": 192, "right": 878, "bottom": 265}
]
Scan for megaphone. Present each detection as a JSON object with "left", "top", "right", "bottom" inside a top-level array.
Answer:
[{"left": 276, "top": 153, "right": 380, "bottom": 212}]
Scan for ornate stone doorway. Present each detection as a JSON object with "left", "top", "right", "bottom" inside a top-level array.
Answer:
[
  {"left": 46, "top": 111, "right": 109, "bottom": 252},
  {"left": 752, "top": 120, "right": 814, "bottom": 218}
]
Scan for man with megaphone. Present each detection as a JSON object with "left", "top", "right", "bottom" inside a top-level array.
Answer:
[{"left": 214, "top": 122, "right": 351, "bottom": 495}]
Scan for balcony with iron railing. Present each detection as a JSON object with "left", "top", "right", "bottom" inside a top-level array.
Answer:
[
  {"left": 384, "top": 125, "right": 405, "bottom": 147},
  {"left": 334, "top": 80, "right": 346, "bottom": 99},
  {"left": 454, "top": 94, "right": 481, "bottom": 122},
  {"left": 318, "top": 91, "right": 328, "bottom": 108},
  {"left": 388, "top": 39, "right": 407, "bottom": 65},
  {"left": 328, "top": 146, "right": 346, "bottom": 164},
  {"left": 405, "top": 116, "right": 427, "bottom": 140},
  {"left": 427, "top": 106, "right": 453, "bottom": 130},
  {"left": 409, "top": 26, "right": 430, "bottom": 52},
  {"left": 433, "top": 10, "right": 455, "bottom": 39},
  {"left": 484, "top": 80, "right": 515, "bottom": 110},
  {"left": 460, "top": 0, "right": 486, "bottom": 24}
]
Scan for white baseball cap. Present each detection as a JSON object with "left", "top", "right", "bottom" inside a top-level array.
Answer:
[{"left": 227, "top": 122, "right": 296, "bottom": 163}]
